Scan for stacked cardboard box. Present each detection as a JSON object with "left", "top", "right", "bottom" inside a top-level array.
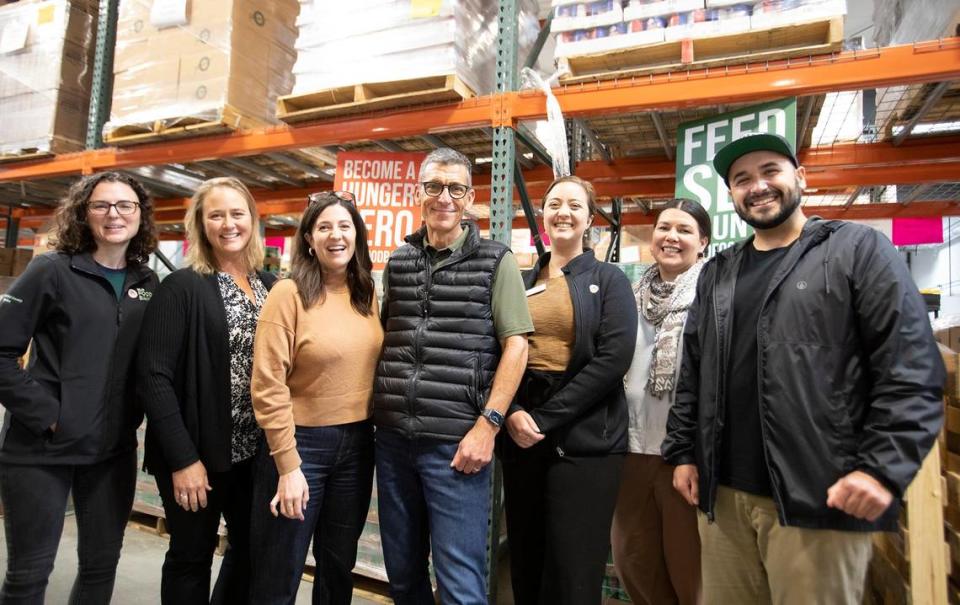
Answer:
[
  {"left": 553, "top": 0, "right": 845, "bottom": 64},
  {"left": 0, "top": 0, "right": 97, "bottom": 156},
  {"left": 0, "top": 247, "right": 33, "bottom": 277},
  {"left": 292, "top": 0, "right": 541, "bottom": 97},
  {"left": 105, "top": 0, "right": 299, "bottom": 139}
]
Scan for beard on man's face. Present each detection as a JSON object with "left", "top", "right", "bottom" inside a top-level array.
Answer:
[{"left": 733, "top": 179, "right": 803, "bottom": 230}]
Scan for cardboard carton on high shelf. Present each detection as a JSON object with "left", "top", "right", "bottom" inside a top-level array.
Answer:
[
  {"left": 105, "top": 0, "right": 298, "bottom": 137},
  {"left": 0, "top": 0, "right": 97, "bottom": 156}
]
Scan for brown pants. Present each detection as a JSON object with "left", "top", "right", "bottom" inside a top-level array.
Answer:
[
  {"left": 611, "top": 453, "right": 701, "bottom": 605},
  {"left": 699, "top": 486, "right": 873, "bottom": 605}
]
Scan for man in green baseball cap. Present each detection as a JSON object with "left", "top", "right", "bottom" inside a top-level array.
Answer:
[{"left": 663, "top": 131, "right": 945, "bottom": 604}]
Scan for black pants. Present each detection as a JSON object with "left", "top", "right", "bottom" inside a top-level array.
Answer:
[
  {"left": 154, "top": 457, "right": 255, "bottom": 605},
  {"left": 0, "top": 450, "right": 137, "bottom": 605},
  {"left": 502, "top": 370, "right": 625, "bottom": 605}
]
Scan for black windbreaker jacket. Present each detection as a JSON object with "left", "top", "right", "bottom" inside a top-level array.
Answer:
[
  {"left": 662, "top": 218, "right": 944, "bottom": 532},
  {"left": 515, "top": 250, "right": 638, "bottom": 456},
  {"left": 0, "top": 251, "right": 158, "bottom": 464}
]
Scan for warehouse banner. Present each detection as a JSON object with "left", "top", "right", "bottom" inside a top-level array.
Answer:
[
  {"left": 675, "top": 98, "right": 797, "bottom": 257},
  {"left": 334, "top": 151, "right": 426, "bottom": 269}
]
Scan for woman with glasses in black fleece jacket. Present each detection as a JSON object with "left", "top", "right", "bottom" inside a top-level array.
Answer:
[{"left": 0, "top": 172, "right": 158, "bottom": 604}]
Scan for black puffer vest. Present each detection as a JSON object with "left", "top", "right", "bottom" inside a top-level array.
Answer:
[{"left": 374, "top": 222, "right": 509, "bottom": 440}]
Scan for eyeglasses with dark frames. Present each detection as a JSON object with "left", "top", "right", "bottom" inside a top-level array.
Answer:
[
  {"left": 87, "top": 201, "right": 141, "bottom": 215},
  {"left": 421, "top": 182, "right": 471, "bottom": 200},
  {"left": 308, "top": 190, "right": 356, "bottom": 206}
]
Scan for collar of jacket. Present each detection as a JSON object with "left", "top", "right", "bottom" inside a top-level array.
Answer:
[
  {"left": 405, "top": 220, "right": 481, "bottom": 256},
  {"left": 528, "top": 249, "right": 597, "bottom": 283},
  {"left": 721, "top": 216, "right": 840, "bottom": 263},
  {"left": 70, "top": 251, "right": 152, "bottom": 285}
]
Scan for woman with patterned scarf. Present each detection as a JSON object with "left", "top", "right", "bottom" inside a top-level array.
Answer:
[{"left": 612, "top": 198, "right": 711, "bottom": 605}]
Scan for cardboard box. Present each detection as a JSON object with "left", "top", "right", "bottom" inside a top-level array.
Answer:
[
  {"left": 0, "top": 0, "right": 96, "bottom": 153},
  {"left": 107, "top": 0, "right": 299, "bottom": 133}
]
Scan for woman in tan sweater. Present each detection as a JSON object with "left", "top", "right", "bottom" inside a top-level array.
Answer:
[{"left": 249, "top": 191, "right": 383, "bottom": 604}]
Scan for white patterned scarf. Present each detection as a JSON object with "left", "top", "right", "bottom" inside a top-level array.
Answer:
[{"left": 635, "top": 259, "right": 704, "bottom": 397}]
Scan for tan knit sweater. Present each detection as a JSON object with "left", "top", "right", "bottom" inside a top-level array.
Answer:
[{"left": 251, "top": 278, "right": 383, "bottom": 474}]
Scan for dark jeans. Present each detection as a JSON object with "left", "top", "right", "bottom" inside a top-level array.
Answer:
[
  {"left": 154, "top": 456, "right": 255, "bottom": 605},
  {"left": 503, "top": 442, "right": 625, "bottom": 605},
  {"left": 0, "top": 450, "right": 137, "bottom": 605},
  {"left": 249, "top": 421, "right": 374, "bottom": 605},
  {"left": 375, "top": 429, "right": 493, "bottom": 605}
]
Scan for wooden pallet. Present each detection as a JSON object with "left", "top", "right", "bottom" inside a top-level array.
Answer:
[
  {"left": 104, "top": 104, "right": 270, "bottom": 146},
  {"left": 559, "top": 17, "right": 844, "bottom": 84},
  {"left": 0, "top": 136, "right": 83, "bottom": 164},
  {"left": 277, "top": 74, "right": 475, "bottom": 124},
  {"left": 867, "top": 442, "right": 949, "bottom": 604},
  {"left": 127, "top": 507, "right": 229, "bottom": 555}
]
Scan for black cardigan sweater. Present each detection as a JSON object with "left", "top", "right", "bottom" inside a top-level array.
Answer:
[{"left": 137, "top": 267, "right": 277, "bottom": 474}]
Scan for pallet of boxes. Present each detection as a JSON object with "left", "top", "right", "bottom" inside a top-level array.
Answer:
[
  {"left": 936, "top": 319, "right": 960, "bottom": 605},
  {"left": 552, "top": 0, "right": 846, "bottom": 83},
  {"left": 0, "top": 0, "right": 99, "bottom": 161},
  {"left": 866, "top": 317, "right": 959, "bottom": 604},
  {"left": 277, "top": 0, "right": 541, "bottom": 123},
  {"left": 104, "top": 0, "right": 299, "bottom": 145}
]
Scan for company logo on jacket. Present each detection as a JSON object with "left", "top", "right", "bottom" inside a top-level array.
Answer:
[{"left": 127, "top": 288, "right": 153, "bottom": 301}]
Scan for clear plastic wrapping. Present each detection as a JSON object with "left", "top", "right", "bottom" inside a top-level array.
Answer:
[
  {"left": 292, "top": 0, "right": 541, "bottom": 96},
  {"left": 0, "top": 0, "right": 95, "bottom": 154},
  {"left": 105, "top": 0, "right": 299, "bottom": 134}
]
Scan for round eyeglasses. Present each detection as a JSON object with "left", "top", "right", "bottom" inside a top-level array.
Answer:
[{"left": 421, "top": 181, "right": 471, "bottom": 199}]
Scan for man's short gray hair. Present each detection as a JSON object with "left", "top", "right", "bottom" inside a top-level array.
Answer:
[{"left": 419, "top": 148, "right": 472, "bottom": 186}]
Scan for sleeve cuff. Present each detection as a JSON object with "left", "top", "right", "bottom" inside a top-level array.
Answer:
[{"left": 273, "top": 446, "right": 302, "bottom": 476}]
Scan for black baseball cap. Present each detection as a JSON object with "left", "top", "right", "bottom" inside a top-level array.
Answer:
[{"left": 712, "top": 132, "right": 799, "bottom": 187}]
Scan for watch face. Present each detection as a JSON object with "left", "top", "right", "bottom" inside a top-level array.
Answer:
[{"left": 483, "top": 409, "right": 504, "bottom": 427}]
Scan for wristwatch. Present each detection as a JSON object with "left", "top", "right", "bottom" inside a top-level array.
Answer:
[{"left": 481, "top": 408, "right": 504, "bottom": 429}]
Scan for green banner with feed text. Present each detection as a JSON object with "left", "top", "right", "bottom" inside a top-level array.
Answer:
[{"left": 674, "top": 98, "right": 797, "bottom": 257}]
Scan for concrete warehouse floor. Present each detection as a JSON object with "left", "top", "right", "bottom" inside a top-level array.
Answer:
[{"left": 0, "top": 513, "right": 391, "bottom": 604}]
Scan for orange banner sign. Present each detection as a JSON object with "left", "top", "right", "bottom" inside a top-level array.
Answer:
[{"left": 334, "top": 151, "right": 426, "bottom": 270}]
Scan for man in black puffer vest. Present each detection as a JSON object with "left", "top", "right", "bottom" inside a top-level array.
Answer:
[{"left": 374, "top": 148, "right": 532, "bottom": 605}]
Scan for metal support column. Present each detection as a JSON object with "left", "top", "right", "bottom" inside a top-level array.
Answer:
[
  {"left": 490, "top": 0, "right": 519, "bottom": 246},
  {"left": 86, "top": 0, "right": 120, "bottom": 149},
  {"left": 4, "top": 211, "right": 19, "bottom": 249},
  {"left": 486, "top": 1, "right": 520, "bottom": 601},
  {"left": 515, "top": 159, "right": 545, "bottom": 257}
]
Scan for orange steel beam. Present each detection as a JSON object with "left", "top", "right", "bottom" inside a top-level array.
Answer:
[
  {"left": 511, "top": 39, "right": 960, "bottom": 119},
  {"left": 1, "top": 41, "right": 959, "bottom": 183}
]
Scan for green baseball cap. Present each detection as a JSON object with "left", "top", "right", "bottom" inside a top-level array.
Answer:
[{"left": 712, "top": 132, "right": 798, "bottom": 187}]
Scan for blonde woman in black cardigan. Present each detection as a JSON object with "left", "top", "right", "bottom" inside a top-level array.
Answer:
[{"left": 138, "top": 177, "right": 275, "bottom": 605}]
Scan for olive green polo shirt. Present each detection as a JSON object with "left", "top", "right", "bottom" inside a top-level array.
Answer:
[{"left": 381, "top": 228, "right": 533, "bottom": 340}]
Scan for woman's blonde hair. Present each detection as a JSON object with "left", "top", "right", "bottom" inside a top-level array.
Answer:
[{"left": 184, "top": 177, "right": 265, "bottom": 274}]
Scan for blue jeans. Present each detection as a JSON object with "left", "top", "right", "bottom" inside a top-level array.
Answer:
[
  {"left": 375, "top": 429, "right": 492, "bottom": 605},
  {"left": 249, "top": 421, "right": 374, "bottom": 605},
  {"left": 0, "top": 450, "right": 137, "bottom": 605}
]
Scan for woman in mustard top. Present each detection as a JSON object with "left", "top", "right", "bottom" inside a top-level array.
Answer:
[{"left": 249, "top": 191, "right": 383, "bottom": 604}]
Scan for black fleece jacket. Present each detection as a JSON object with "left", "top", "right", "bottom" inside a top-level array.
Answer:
[{"left": 0, "top": 252, "right": 158, "bottom": 464}]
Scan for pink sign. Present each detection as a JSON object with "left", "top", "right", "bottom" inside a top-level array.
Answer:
[
  {"left": 891, "top": 217, "right": 943, "bottom": 246},
  {"left": 265, "top": 236, "right": 286, "bottom": 255}
]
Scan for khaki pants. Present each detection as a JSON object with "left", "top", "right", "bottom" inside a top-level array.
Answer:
[
  {"left": 699, "top": 486, "right": 872, "bottom": 605},
  {"left": 611, "top": 453, "right": 700, "bottom": 605}
]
